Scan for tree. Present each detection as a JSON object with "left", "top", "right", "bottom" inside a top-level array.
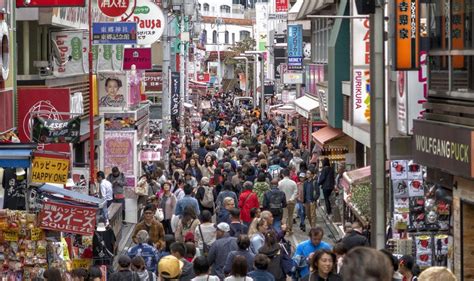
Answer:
[{"left": 223, "top": 37, "right": 256, "bottom": 92}]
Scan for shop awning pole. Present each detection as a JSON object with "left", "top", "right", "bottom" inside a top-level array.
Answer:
[{"left": 88, "top": 0, "right": 96, "bottom": 187}]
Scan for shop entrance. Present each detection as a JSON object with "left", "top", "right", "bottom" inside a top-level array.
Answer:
[{"left": 461, "top": 200, "right": 474, "bottom": 280}]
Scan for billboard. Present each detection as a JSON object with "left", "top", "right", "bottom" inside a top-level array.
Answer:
[{"left": 287, "top": 25, "right": 303, "bottom": 70}]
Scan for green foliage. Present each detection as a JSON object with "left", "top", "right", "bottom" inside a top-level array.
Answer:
[
  {"left": 351, "top": 182, "right": 371, "bottom": 221},
  {"left": 223, "top": 38, "right": 256, "bottom": 80}
]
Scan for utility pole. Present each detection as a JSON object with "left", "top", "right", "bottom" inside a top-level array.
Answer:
[
  {"left": 260, "top": 55, "right": 265, "bottom": 121},
  {"left": 216, "top": 17, "right": 222, "bottom": 90},
  {"left": 370, "top": 1, "right": 386, "bottom": 249},
  {"left": 162, "top": 0, "right": 171, "bottom": 137}
]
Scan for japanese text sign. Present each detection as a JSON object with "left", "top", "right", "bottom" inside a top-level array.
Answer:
[
  {"left": 104, "top": 131, "right": 135, "bottom": 177},
  {"left": 144, "top": 71, "right": 162, "bottom": 92},
  {"left": 287, "top": 25, "right": 303, "bottom": 70},
  {"left": 121, "top": 0, "right": 166, "bottom": 45},
  {"left": 38, "top": 201, "right": 97, "bottom": 236},
  {"left": 275, "top": 0, "right": 288, "bottom": 12},
  {"left": 92, "top": 22, "right": 137, "bottom": 45},
  {"left": 395, "top": 0, "right": 420, "bottom": 70},
  {"left": 123, "top": 48, "right": 152, "bottom": 70},
  {"left": 98, "top": 0, "right": 130, "bottom": 17},
  {"left": 32, "top": 156, "right": 70, "bottom": 184},
  {"left": 16, "top": 0, "right": 84, "bottom": 7},
  {"left": 170, "top": 72, "right": 180, "bottom": 130}
]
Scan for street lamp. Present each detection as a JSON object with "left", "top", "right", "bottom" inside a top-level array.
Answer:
[
  {"left": 234, "top": 57, "right": 249, "bottom": 96},
  {"left": 245, "top": 51, "right": 265, "bottom": 121}
]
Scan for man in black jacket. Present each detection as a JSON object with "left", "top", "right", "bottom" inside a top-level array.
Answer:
[{"left": 341, "top": 222, "right": 369, "bottom": 251}]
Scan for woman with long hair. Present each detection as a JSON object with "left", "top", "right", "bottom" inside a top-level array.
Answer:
[
  {"left": 318, "top": 157, "right": 335, "bottom": 219},
  {"left": 186, "top": 157, "right": 203, "bottom": 183},
  {"left": 248, "top": 217, "right": 267, "bottom": 255},
  {"left": 158, "top": 181, "right": 176, "bottom": 234},
  {"left": 258, "top": 230, "right": 287, "bottom": 281},
  {"left": 304, "top": 249, "right": 342, "bottom": 281},
  {"left": 201, "top": 154, "right": 216, "bottom": 179},
  {"left": 224, "top": 255, "right": 254, "bottom": 281},
  {"left": 175, "top": 205, "right": 200, "bottom": 242}
]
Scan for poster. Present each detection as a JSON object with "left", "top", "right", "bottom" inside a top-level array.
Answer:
[
  {"left": 353, "top": 68, "right": 371, "bottom": 126},
  {"left": 98, "top": 73, "right": 128, "bottom": 110},
  {"left": 390, "top": 160, "right": 408, "bottom": 180},
  {"left": 91, "top": 44, "right": 124, "bottom": 72},
  {"left": 51, "top": 30, "right": 88, "bottom": 77},
  {"left": 32, "top": 116, "right": 81, "bottom": 143},
  {"left": 104, "top": 131, "right": 135, "bottom": 178},
  {"left": 38, "top": 201, "right": 97, "bottom": 236},
  {"left": 170, "top": 72, "right": 180, "bottom": 130},
  {"left": 104, "top": 113, "right": 136, "bottom": 131}
]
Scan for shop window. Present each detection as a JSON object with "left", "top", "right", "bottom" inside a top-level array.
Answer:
[
  {"left": 212, "top": 30, "right": 217, "bottom": 44},
  {"left": 225, "top": 31, "right": 229, "bottom": 44},
  {"left": 220, "top": 5, "right": 230, "bottom": 14},
  {"left": 312, "top": 18, "right": 331, "bottom": 64},
  {"left": 240, "top": 30, "right": 250, "bottom": 40},
  {"left": 232, "top": 33, "right": 235, "bottom": 44}
]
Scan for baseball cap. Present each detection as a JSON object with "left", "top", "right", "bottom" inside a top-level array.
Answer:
[
  {"left": 216, "top": 222, "right": 230, "bottom": 232},
  {"left": 158, "top": 255, "right": 183, "bottom": 279},
  {"left": 298, "top": 172, "right": 306, "bottom": 178}
]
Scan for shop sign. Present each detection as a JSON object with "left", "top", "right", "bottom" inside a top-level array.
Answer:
[
  {"left": 0, "top": 90, "right": 13, "bottom": 133},
  {"left": 397, "top": 71, "right": 408, "bottom": 134},
  {"left": 72, "top": 259, "right": 93, "bottom": 269},
  {"left": 352, "top": 68, "right": 371, "bottom": 126},
  {"left": 144, "top": 71, "right": 162, "bottom": 92},
  {"left": 197, "top": 73, "right": 210, "bottom": 83},
  {"left": 318, "top": 87, "right": 328, "bottom": 123},
  {"left": 103, "top": 131, "right": 135, "bottom": 179},
  {"left": 352, "top": 2, "right": 370, "bottom": 67},
  {"left": 306, "top": 64, "right": 325, "bottom": 97},
  {"left": 123, "top": 48, "right": 152, "bottom": 70},
  {"left": 122, "top": 0, "right": 166, "bottom": 45},
  {"left": 92, "top": 22, "right": 137, "bottom": 45},
  {"left": 30, "top": 228, "right": 43, "bottom": 241},
  {"left": 268, "top": 13, "right": 287, "bottom": 20},
  {"left": 283, "top": 72, "right": 303, "bottom": 84},
  {"left": 140, "top": 150, "right": 161, "bottom": 161},
  {"left": 3, "top": 230, "right": 19, "bottom": 241},
  {"left": 170, "top": 72, "right": 180, "bottom": 130},
  {"left": 451, "top": 0, "right": 464, "bottom": 69},
  {"left": 300, "top": 118, "right": 309, "bottom": 146},
  {"left": 275, "top": 0, "right": 288, "bottom": 12},
  {"left": 98, "top": 0, "right": 129, "bottom": 17},
  {"left": 104, "top": 113, "right": 135, "bottom": 131},
  {"left": 51, "top": 30, "right": 88, "bottom": 77},
  {"left": 395, "top": 0, "right": 420, "bottom": 70},
  {"left": 287, "top": 24, "right": 303, "bottom": 70},
  {"left": 38, "top": 201, "right": 97, "bottom": 236},
  {"left": 32, "top": 155, "right": 69, "bottom": 184},
  {"left": 32, "top": 116, "right": 81, "bottom": 144},
  {"left": 16, "top": 0, "right": 85, "bottom": 7},
  {"left": 413, "top": 120, "right": 474, "bottom": 178},
  {"left": 17, "top": 88, "right": 71, "bottom": 153}
]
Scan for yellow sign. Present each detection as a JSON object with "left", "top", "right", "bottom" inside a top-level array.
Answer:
[
  {"left": 3, "top": 230, "right": 19, "bottom": 241},
  {"left": 31, "top": 156, "right": 69, "bottom": 184},
  {"left": 31, "top": 228, "right": 43, "bottom": 241},
  {"left": 72, "top": 259, "right": 92, "bottom": 269}
]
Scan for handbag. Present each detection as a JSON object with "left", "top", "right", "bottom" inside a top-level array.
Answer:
[
  {"left": 155, "top": 208, "right": 164, "bottom": 222},
  {"left": 135, "top": 178, "right": 149, "bottom": 196},
  {"left": 198, "top": 225, "right": 210, "bottom": 256}
]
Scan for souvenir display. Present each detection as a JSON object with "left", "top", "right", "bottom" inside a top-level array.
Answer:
[{"left": 391, "top": 160, "right": 408, "bottom": 180}]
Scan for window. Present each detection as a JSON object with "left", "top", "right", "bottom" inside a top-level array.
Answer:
[
  {"left": 203, "top": 3, "right": 209, "bottom": 11},
  {"left": 225, "top": 31, "right": 229, "bottom": 44},
  {"left": 212, "top": 30, "right": 217, "bottom": 44},
  {"left": 202, "top": 30, "right": 207, "bottom": 44},
  {"left": 232, "top": 33, "right": 235, "bottom": 44},
  {"left": 312, "top": 19, "right": 331, "bottom": 64},
  {"left": 240, "top": 30, "right": 250, "bottom": 40},
  {"left": 198, "top": 3, "right": 201, "bottom": 10},
  {"left": 220, "top": 5, "right": 230, "bottom": 14}
]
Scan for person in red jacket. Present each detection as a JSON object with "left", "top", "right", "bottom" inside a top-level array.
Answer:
[{"left": 238, "top": 181, "right": 260, "bottom": 226}]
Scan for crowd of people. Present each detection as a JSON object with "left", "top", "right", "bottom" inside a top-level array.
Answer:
[{"left": 42, "top": 92, "right": 456, "bottom": 281}]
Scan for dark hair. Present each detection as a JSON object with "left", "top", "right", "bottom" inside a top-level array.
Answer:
[
  {"left": 164, "top": 234, "right": 176, "bottom": 252},
  {"left": 71, "top": 268, "right": 88, "bottom": 279},
  {"left": 88, "top": 266, "right": 102, "bottom": 280},
  {"left": 96, "top": 171, "right": 105, "bottom": 179},
  {"left": 143, "top": 204, "right": 154, "bottom": 213},
  {"left": 400, "top": 255, "right": 419, "bottom": 275},
  {"left": 184, "top": 184, "right": 194, "bottom": 195},
  {"left": 257, "top": 172, "right": 267, "bottom": 182},
  {"left": 230, "top": 208, "right": 240, "bottom": 219},
  {"left": 342, "top": 247, "right": 393, "bottom": 281},
  {"left": 237, "top": 234, "right": 251, "bottom": 250},
  {"left": 112, "top": 166, "right": 120, "bottom": 173},
  {"left": 200, "top": 210, "right": 212, "bottom": 223},
  {"left": 333, "top": 242, "right": 348, "bottom": 256},
  {"left": 380, "top": 249, "right": 399, "bottom": 272},
  {"left": 105, "top": 77, "right": 123, "bottom": 88},
  {"left": 193, "top": 256, "right": 210, "bottom": 275},
  {"left": 309, "top": 227, "right": 324, "bottom": 237},
  {"left": 131, "top": 256, "right": 146, "bottom": 271},
  {"left": 250, "top": 208, "right": 259, "bottom": 219},
  {"left": 43, "top": 268, "right": 62, "bottom": 281},
  {"left": 170, "top": 242, "right": 186, "bottom": 257},
  {"left": 185, "top": 242, "right": 196, "bottom": 259},
  {"left": 223, "top": 181, "right": 233, "bottom": 191},
  {"left": 262, "top": 230, "right": 278, "bottom": 247},
  {"left": 253, "top": 254, "right": 270, "bottom": 270},
  {"left": 231, "top": 255, "right": 248, "bottom": 277},
  {"left": 281, "top": 168, "right": 290, "bottom": 177},
  {"left": 322, "top": 157, "right": 330, "bottom": 167},
  {"left": 309, "top": 249, "right": 336, "bottom": 273},
  {"left": 182, "top": 205, "right": 197, "bottom": 225}
]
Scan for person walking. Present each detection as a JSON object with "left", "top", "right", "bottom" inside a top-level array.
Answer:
[
  {"left": 229, "top": 208, "right": 249, "bottom": 237},
  {"left": 278, "top": 168, "right": 298, "bottom": 233},
  {"left": 131, "top": 256, "right": 158, "bottom": 281},
  {"left": 107, "top": 166, "right": 127, "bottom": 223},
  {"left": 224, "top": 256, "right": 254, "bottom": 281},
  {"left": 303, "top": 169, "right": 318, "bottom": 229},
  {"left": 293, "top": 227, "right": 332, "bottom": 279},
  {"left": 127, "top": 230, "right": 160, "bottom": 273},
  {"left": 109, "top": 255, "right": 139, "bottom": 281},
  {"left": 238, "top": 182, "right": 260, "bottom": 226},
  {"left": 191, "top": 256, "right": 220, "bottom": 281},
  {"left": 132, "top": 204, "right": 165, "bottom": 250},
  {"left": 96, "top": 171, "right": 113, "bottom": 222},
  {"left": 224, "top": 234, "right": 255, "bottom": 275},
  {"left": 207, "top": 222, "right": 239, "bottom": 280},
  {"left": 262, "top": 178, "right": 287, "bottom": 232},
  {"left": 175, "top": 206, "right": 200, "bottom": 243},
  {"left": 258, "top": 231, "right": 287, "bottom": 281},
  {"left": 318, "top": 158, "right": 335, "bottom": 219},
  {"left": 175, "top": 184, "right": 200, "bottom": 217},
  {"left": 194, "top": 210, "right": 216, "bottom": 257},
  {"left": 248, "top": 254, "right": 275, "bottom": 281},
  {"left": 302, "top": 249, "right": 342, "bottom": 281},
  {"left": 341, "top": 221, "right": 369, "bottom": 251},
  {"left": 159, "top": 181, "right": 177, "bottom": 234}
]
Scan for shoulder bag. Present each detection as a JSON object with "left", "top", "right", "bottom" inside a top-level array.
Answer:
[{"left": 198, "top": 225, "right": 210, "bottom": 256}]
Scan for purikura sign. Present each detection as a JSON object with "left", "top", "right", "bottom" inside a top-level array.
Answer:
[
  {"left": 122, "top": 0, "right": 165, "bottom": 45},
  {"left": 353, "top": 68, "right": 371, "bottom": 126}
]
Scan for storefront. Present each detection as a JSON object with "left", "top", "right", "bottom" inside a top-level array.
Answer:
[
  {"left": 311, "top": 126, "right": 352, "bottom": 168},
  {"left": 294, "top": 95, "right": 320, "bottom": 145}
]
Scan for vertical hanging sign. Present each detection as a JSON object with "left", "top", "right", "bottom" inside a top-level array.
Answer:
[
  {"left": 170, "top": 72, "right": 180, "bottom": 130},
  {"left": 287, "top": 24, "right": 303, "bottom": 70},
  {"left": 451, "top": 0, "right": 465, "bottom": 69},
  {"left": 395, "top": 0, "right": 420, "bottom": 70}
]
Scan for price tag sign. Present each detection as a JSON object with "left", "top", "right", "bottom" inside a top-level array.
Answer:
[
  {"left": 3, "top": 230, "right": 19, "bottom": 241},
  {"left": 31, "top": 228, "right": 43, "bottom": 241},
  {"left": 72, "top": 259, "right": 92, "bottom": 269},
  {"left": 32, "top": 156, "right": 69, "bottom": 184}
]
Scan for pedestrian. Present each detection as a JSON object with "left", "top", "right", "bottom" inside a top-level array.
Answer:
[
  {"left": 191, "top": 256, "right": 220, "bottom": 281},
  {"left": 195, "top": 177, "right": 215, "bottom": 213},
  {"left": 296, "top": 172, "right": 307, "bottom": 232},
  {"left": 207, "top": 222, "right": 239, "bottom": 280},
  {"left": 318, "top": 158, "right": 335, "bottom": 219},
  {"left": 278, "top": 168, "right": 298, "bottom": 233},
  {"left": 379, "top": 249, "right": 403, "bottom": 281},
  {"left": 262, "top": 178, "right": 287, "bottom": 232},
  {"left": 215, "top": 182, "right": 239, "bottom": 212},
  {"left": 175, "top": 206, "right": 200, "bottom": 243},
  {"left": 247, "top": 254, "right": 275, "bottom": 281},
  {"left": 194, "top": 210, "right": 216, "bottom": 257},
  {"left": 131, "top": 256, "right": 157, "bottom": 281},
  {"left": 332, "top": 242, "right": 347, "bottom": 274},
  {"left": 418, "top": 267, "right": 456, "bottom": 281},
  {"left": 175, "top": 184, "right": 200, "bottom": 217},
  {"left": 302, "top": 249, "right": 342, "bottom": 281},
  {"left": 399, "top": 255, "right": 420, "bottom": 281},
  {"left": 170, "top": 242, "right": 196, "bottom": 280},
  {"left": 71, "top": 268, "right": 88, "bottom": 281},
  {"left": 159, "top": 181, "right": 177, "bottom": 234},
  {"left": 88, "top": 266, "right": 103, "bottom": 281},
  {"left": 229, "top": 208, "right": 249, "bottom": 237},
  {"left": 238, "top": 181, "right": 260, "bottom": 226},
  {"left": 216, "top": 197, "right": 234, "bottom": 224},
  {"left": 201, "top": 156, "right": 216, "bottom": 181},
  {"left": 132, "top": 204, "right": 165, "bottom": 250},
  {"left": 157, "top": 234, "right": 176, "bottom": 264},
  {"left": 107, "top": 166, "right": 127, "bottom": 223},
  {"left": 158, "top": 255, "right": 183, "bottom": 281},
  {"left": 258, "top": 231, "right": 287, "bottom": 281},
  {"left": 341, "top": 221, "right": 369, "bottom": 251},
  {"left": 341, "top": 247, "right": 394, "bottom": 281},
  {"left": 96, "top": 171, "right": 113, "bottom": 221},
  {"left": 248, "top": 217, "right": 267, "bottom": 255},
  {"left": 128, "top": 230, "right": 160, "bottom": 273},
  {"left": 224, "top": 235, "right": 255, "bottom": 275},
  {"left": 109, "top": 255, "right": 139, "bottom": 281},
  {"left": 224, "top": 256, "right": 254, "bottom": 281},
  {"left": 302, "top": 169, "right": 318, "bottom": 229},
  {"left": 92, "top": 218, "right": 116, "bottom": 267},
  {"left": 253, "top": 173, "right": 270, "bottom": 204},
  {"left": 293, "top": 227, "right": 332, "bottom": 279}
]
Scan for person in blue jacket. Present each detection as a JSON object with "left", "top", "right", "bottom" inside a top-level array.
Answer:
[{"left": 293, "top": 227, "right": 332, "bottom": 279}]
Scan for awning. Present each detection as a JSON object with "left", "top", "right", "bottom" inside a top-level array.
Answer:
[
  {"left": 341, "top": 166, "right": 371, "bottom": 190},
  {"left": 312, "top": 126, "right": 345, "bottom": 148},
  {"left": 0, "top": 144, "right": 37, "bottom": 168},
  {"left": 294, "top": 95, "right": 319, "bottom": 119},
  {"left": 296, "top": 0, "right": 334, "bottom": 20},
  {"left": 40, "top": 183, "right": 106, "bottom": 208}
]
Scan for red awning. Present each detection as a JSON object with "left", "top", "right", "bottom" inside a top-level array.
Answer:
[{"left": 312, "top": 126, "right": 345, "bottom": 148}]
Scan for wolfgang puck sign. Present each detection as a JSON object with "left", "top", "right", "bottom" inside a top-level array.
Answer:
[{"left": 413, "top": 119, "right": 474, "bottom": 178}]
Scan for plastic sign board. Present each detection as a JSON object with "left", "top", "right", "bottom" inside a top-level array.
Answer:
[
  {"left": 38, "top": 201, "right": 97, "bottom": 236},
  {"left": 395, "top": 0, "right": 420, "bottom": 70},
  {"left": 98, "top": 0, "right": 130, "bottom": 17},
  {"left": 123, "top": 48, "right": 152, "bottom": 70},
  {"left": 275, "top": 0, "right": 288, "bottom": 12},
  {"left": 121, "top": 0, "right": 166, "bottom": 45},
  {"left": 92, "top": 22, "right": 137, "bottom": 45},
  {"left": 31, "top": 156, "right": 70, "bottom": 184},
  {"left": 287, "top": 25, "right": 303, "bottom": 70},
  {"left": 16, "top": 0, "right": 85, "bottom": 7}
]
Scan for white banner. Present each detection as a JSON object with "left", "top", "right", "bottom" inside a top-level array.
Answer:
[
  {"left": 396, "top": 71, "right": 408, "bottom": 134},
  {"left": 352, "top": 68, "right": 370, "bottom": 126},
  {"left": 51, "top": 30, "right": 88, "bottom": 77},
  {"left": 352, "top": 1, "right": 370, "bottom": 67},
  {"left": 406, "top": 51, "right": 428, "bottom": 134}
]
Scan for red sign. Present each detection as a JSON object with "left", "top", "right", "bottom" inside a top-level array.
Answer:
[
  {"left": 144, "top": 71, "right": 162, "bottom": 92},
  {"left": 197, "top": 73, "right": 210, "bottom": 83},
  {"left": 301, "top": 118, "right": 309, "bottom": 145},
  {"left": 0, "top": 90, "right": 13, "bottom": 132},
  {"left": 123, "top": 48, "right": 152, "bottom": 70},
  {"left": 97, "top": 0, "right": 130, "bottom": 17},
  {"left": 38, "top": 201, "right": 97, "bottom": 236},
  {"left": 17, "top": 88, "right": 71, "bottom": 153},
  {"left": 16, "top": 0, "right": 85, "bottom": 7},
  {"left": 275, "top": 0, "right": 289, "bottom": 12}
]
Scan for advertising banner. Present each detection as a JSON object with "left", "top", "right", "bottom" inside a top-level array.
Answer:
[
  {"left": 197, "top": 73, "right": 210, "bottom": 83},
  {"left": 397, "top": 71, "right": 408, "bottom": 134},
  {"left": 31, "top": 155, "right": 70, "bottom": 184},
  {"left": 104, "top": 113, "right": 136, "bottom": 131},
  {"left": 239, "top": 73, "right": 247, "bottom": 91},
  {"left": 51, "top": 30, "right": 88, "bottom": 77},
  {"left": 352, "top": 4, "right": 370, "bottom": 67},
  {"left": 17, "top": 88, "right": 71, "bottom": 153},
  {"left": 92, "top": 22, "right": 137, "bottom": 45},
  {"left": 275, "top": 0, "right": 289, "bottom": 12},
  {"left": 38, "top": 201, "right": 97, "bottom": 236},
  {"left": 140, "top": 151, "right": 161, "bottom": 161},
  {"left": 395, "top": 0, "right": 420, "bottom": 70},
  {"left": 91, "top": 43, "right": 124, "bottom": 72},
  {"left": 352, "top": 68, "right": 371, "bottom": 126},
  {"left": 123, "top": 48, "right": 152, "bottom": 70},
  {"left": 104, "top": 131, "right": 135, "bottom": 178},
  {"left": 170, "top": 72, "right": 180, "bottom": 130},
  {"left": 122, "top": 0, "right": 166, "bottom": 45},
  {"left": 144, "top": 71, "right": 162, "bottom": 92},
  {"left": 32, "top": 116, "right": 81, "bottom": 144},
  {"left": 97, "top": 73, "right": 128, "bottom": 110},
  {"left": 17, "top": 0, "right": 84, "bottom": 7},
  {"left": 287, "top": 25, "right": 303, "bottom": 70}
]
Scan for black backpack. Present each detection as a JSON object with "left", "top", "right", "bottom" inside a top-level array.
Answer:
[{"left": 268, "top": 190, "right": 284, "bottom": 217}]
